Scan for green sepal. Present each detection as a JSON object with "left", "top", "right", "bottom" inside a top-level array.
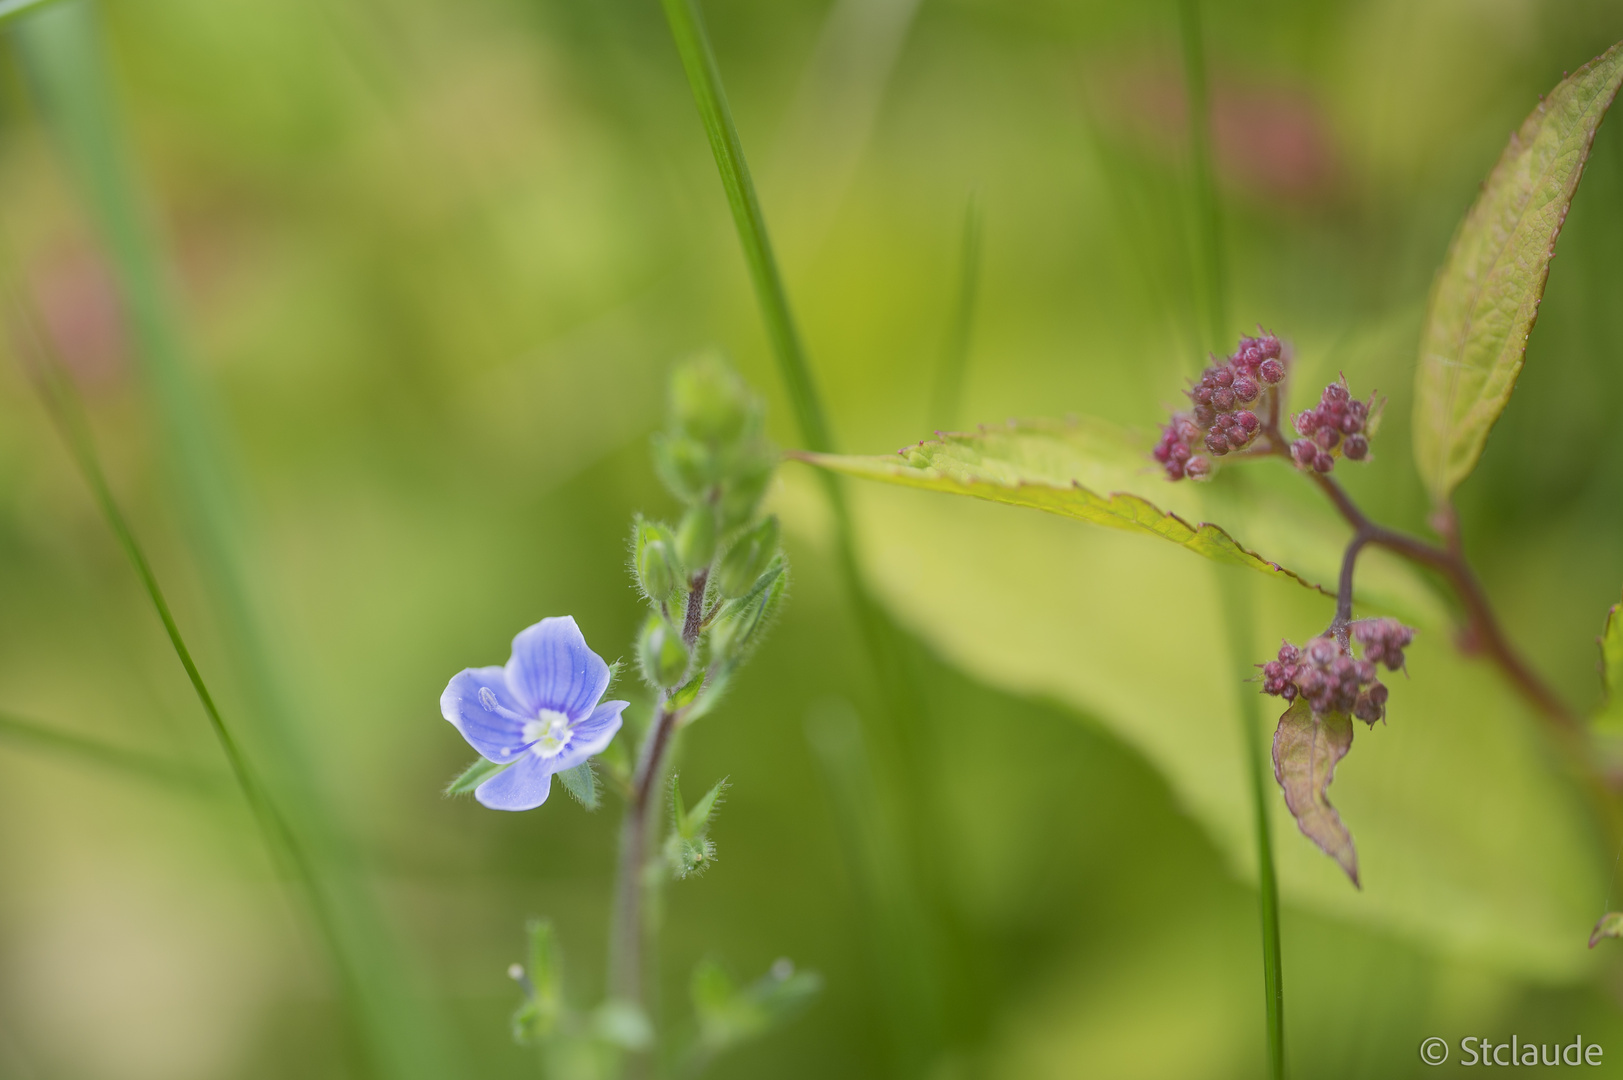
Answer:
[
  {"left": 557, "top": 761, "right": 600, "bottom": 811},
  {"left": 665, "top": 774, "right": 728, "bottom": 879},
  {"left": 445, "top": 756, "right": 512, "bottom": 797}
]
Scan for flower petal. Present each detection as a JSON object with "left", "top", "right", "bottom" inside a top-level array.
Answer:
[
  {"left": 506, "top": 616, "right": 610, "bottom": 720},
  {"left": 550, "top": 700, "right": 628, "bottom": 773},
  {"left": 474, "top": 754, "right": 554, "bottom": 811},
  {"left": 442, "top": 666, "right": 531, "bottom": 761}
]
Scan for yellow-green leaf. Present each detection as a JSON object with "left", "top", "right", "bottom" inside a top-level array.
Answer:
[
  {"left": 1413, "top": 40, "right": 1623, "bottom": 504},
  {"left": 797, "top": 418, "right": 1328, "bottom": 595},
  {"left": 1272, "top": 698, "right": 1358, "bottom": 888}
]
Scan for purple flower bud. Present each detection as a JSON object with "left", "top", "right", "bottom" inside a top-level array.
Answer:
[
  {"left": 1281, "top": 683, "right": 1298, "bottom": 702},
  {"left": 1305, "top": 636, "right": 1338, "bottom": 667},
  {"left": 1213, "top": 367, "right": 1234, "bottom": 387},
  {"left": 1165, "top": 459, "right": 1185, "bottom": 480},
  {"left": 1313, "top": 451, "right": 1335, "bottom": 473},
  {"left": 1233, "top": 376, "right": 1259, "bottom": 402},
  {"left": 1169, "top": 442, "right": 1191, "bottom": 463},
  {"left": 1205, "top": 430, "right": 1231, "bottom": 456},
  {"left": 1342, "top": 434, "right": 1368, "bottom": 460},
  {"left": 1212, "top": 387, "right": 1236, "bottom": 411},
  {"left": 1258, "top": 334, "right": 1282, "bottom": 360},
  {"left": 1185, "top": 456, "right": 1211, "bottom": 480},
  {"left": 1278, "top": 641, "right": 1300, "bottom": 664},
  {"left": 1323, "top": 381, "right": 1349, "bottom": 404},
  {"left": 1177, "top": 419, "right": 1202, "bottom": 442},
  {"left": 1234, "top": 410, "right": 1260, "bottom": 434},
  {"left": 1195, "top": 386, "right": 1214, "bottom": 406},
  {"left": 1291, "top": 439, "right": 1318, "bottom": 469},
  {"left": 1193, "top": 404, "right": 1216, "bottom": 426},
  {"left": 1315, "top": 426, "right": 1341, "bottom": 450},
  {"left": 1258, "top": 357, "right": 1285, "bottom": 384},
  {"left": 1294, "top": 411, "right": 1319, "bottom": 436}
]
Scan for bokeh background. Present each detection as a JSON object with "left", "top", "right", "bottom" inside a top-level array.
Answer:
[{"left": 1, "top": 0, "right": 1622, "bottom": 1076}]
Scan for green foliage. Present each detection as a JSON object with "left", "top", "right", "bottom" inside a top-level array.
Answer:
[
  {"left": 1412, "top": 41, "right": 1623, "bottom": 504},
  {"left": 633, "top": 516, "right": 681, "bottom": 603},
  {"left": 444, "top": 756, "right": 511, "bottom": 797},
  {"left": 801, "top": 420, "right": 1329, "bottom": 593},
  {"left": 1271, "top": 699, "right": 1358, "bottom": 887},
  {"left": 639, "top": 617, "right": 691, "bottom": 689},
  {"left": 511, "top": 919, "right": 563, "bottom": 1044},
  {"left": 675, "top": 504, "right": 718, "bottom": 571},
  {"left": 827, "top": 474, "right": 1598, "bottom": 976},
  {"left": 715, "top": 515, "right": 780, "bottom": 598},
  {"left": 665, "top": 775, "right": 728, "bottom": 879},
  {"left": 557, "top": 762, "right": 600, "bottom": 811},
  {"left": 687, "top": 957, "right": 822, "bottom": 1067}
]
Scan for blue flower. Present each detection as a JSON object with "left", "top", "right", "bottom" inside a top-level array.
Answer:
[{"left": 441, "top": 617, "right": 628, "bottom": 811}]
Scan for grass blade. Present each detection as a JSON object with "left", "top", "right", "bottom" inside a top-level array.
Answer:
[
  {"left": 0, "top": 710, "right": 221, "bottom": 796},
  {"left": 929, "top": 193, "right": 981, "bottom": 431},
  {"left": 9, "top": 5, "right": 452, "bottom": 1076}
]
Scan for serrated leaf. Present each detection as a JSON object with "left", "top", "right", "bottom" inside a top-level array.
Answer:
[
  {"left": 445, "top": 756, "right": 510, "bottom": 797},
  {"left": 797, "top": 419, "right": 1328, "bottom": 594},
  {"left": 1272, "top": 698, "right": 1358, "bottom": 887},
  {"left": 1590, "top": 912, "right": 1623, "bottom": 948},
  {"left": 1413, "top": 41, "right": 1623, "bottom": 504},
  {"left": 557, "top": 761, "right": 600, "bottom": 810}
]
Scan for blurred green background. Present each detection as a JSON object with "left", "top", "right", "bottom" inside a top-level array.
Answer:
[{"left": 1, "top": 0, "right": 1622, "bottom": 1076}]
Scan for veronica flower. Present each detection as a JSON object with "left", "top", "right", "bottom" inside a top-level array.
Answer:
[{"left": 441, "top": 616, "right": 628, "bottom": 811}]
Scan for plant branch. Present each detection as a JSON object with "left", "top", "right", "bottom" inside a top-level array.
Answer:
[{"left": 1253, "top": 414, "right": 1576, "bottom": 730}]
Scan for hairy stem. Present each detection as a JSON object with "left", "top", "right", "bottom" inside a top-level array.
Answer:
[{"left": 609, "top": 571, "right": 707, "bottom": 1020}]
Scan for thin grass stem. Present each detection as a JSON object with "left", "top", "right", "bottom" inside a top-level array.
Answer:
[
  {"left": 930, "top": 193, "right": 982, "bottom": 431},
  {"left": 1177, "top": 1, "right": 1285, "bottom": 1075}
]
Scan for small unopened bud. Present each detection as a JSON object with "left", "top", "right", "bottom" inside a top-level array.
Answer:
[
  {"left": 1313, "top": 451, "right": 1335, "bottom": 473},
  {"left": 1314, "top": 426, "right": 1341, "bottom": 450},
  {"left": 1205, "top": 430, "right": 1231, "bottom": 456},
  {"left": 716, "top": 516, "right": 780, "bottom": 597},
  {"left": 675, "top": 505, "right": 718, "bottom": 571},
  {"left": 671, "top": 352, "right": 754, "bottom": 445},
  {"left": 637, "top": 538, "right": 678, "bottom": 599},
  {"left": 1234, "top": 410, "right": 1260, "bottom": 434},
  {"left": 638, "top": 618, "right": 690, "bottom": 688},
  {"left": 1185, "top": 456, "right": 1211, "bottom": 480},
  {"left": 1258, "top": 357, "right": 1285, "bottom": 384},
  {"left": 1233, "top": 376, "right": 1259, "bottom": 402},
  {"left": 1342, "top": 433, "right": 1369, "bottom": 460},
  {"left": 1291, "top": 439, "right": 1317, "bottom": 469}
]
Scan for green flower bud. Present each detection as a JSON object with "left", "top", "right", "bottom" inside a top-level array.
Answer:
[
  {"left": 717, "top": 456, "right": 774, "bottom": 531},
  {"left": 715, "top": 515, "right": 780, "bottom": 598},
  {"left": 675, "top": 505, "right": 718, "bottom": 571},
  {"left": 670, "top": 352, "right": 755, "bottom": 446},
  {"left": 651, "top": 433, "right": 713, "bottom": 504},
  {"left": 638, "top": 617, "right": 690, "bottom": 689},
  {"left": 637, "top": 538, "right": 678, "bottom": 600}
]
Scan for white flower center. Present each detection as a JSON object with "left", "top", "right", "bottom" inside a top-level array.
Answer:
[{"left": 523, "top": 710, "right": 572, "bottom": 759}]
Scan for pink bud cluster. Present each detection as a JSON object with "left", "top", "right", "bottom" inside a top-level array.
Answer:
[
  {"left": 1154, "top": 332, "right": 1285, "bottom": 482},
  {"left": 1289, "top": 377, "right": 1374, "bottom": 474},
  {"left": 1259, "top": 618, "right": 1414, "bottom": 725}
]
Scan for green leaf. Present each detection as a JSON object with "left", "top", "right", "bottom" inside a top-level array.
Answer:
[
  {"left": 690, "top": 957, "right": 822, "bottom": 1058},
  {"left": 444, "top": 756, "right": 510, "bottom": 797},
  {"left": 557, "top": 761, "right": 600, "bottom": 811},
  {"left": 1590, "top": 912, "right": 1623, "bottom": 948},
  {"left": 797, "top": 419, "right": 1328, "bottom": 594},
  {"left": 784, "top": 468, "right": 1599, "bottom": 978},
  {"left": 1271, "top": 699, "right": 1358, "bottom": 887},
  {"left": 1412, "top": 40, "right": 1623, "bottom": 504},
  {"left": 665, "top": 775, "right": 727, "bottom": 879}
]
